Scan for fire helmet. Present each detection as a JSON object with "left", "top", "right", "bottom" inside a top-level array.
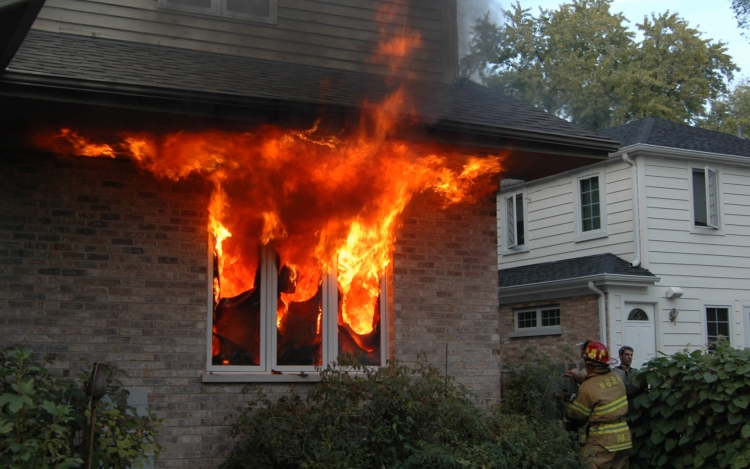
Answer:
[{"left": 582, "top": 340, "right": 611, "bottom": 364}]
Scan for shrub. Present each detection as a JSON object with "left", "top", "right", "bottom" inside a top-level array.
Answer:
[
  {"left": 630, "top": 341, "right": 750, "bottom": 469},
  {"left": 221, "top": 357, "right": 580, "bottom": 469},
  {"left": 0, "top": 347, "right": 161, "bottom": 469},
  {"left": 499, "top": 348, "right": 574, "bottom": 421}
]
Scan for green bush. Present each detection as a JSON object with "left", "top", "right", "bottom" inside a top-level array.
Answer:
[
  {"left": 499, "top": 348, "right": 573, "bottom": 421},
  {"left": 0, "top": 347, "right": 162, "bottom": 469},
  {"left": 221, "top": 357, "right": 580, "bottom": 469},
  {"left": 630, "top": 341, "right": 750, "bottom": 469}
]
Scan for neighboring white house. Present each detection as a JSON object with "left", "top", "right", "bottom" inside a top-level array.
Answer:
[{"left": 496, "top": 117, "right": 750, "bottom": 368}]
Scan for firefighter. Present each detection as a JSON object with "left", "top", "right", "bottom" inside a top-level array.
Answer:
[{"left": 566, "top": 340, "right": 632, "bottom": 469}]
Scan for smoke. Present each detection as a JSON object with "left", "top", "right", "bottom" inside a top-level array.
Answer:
[{"left": 457, "top": 0, "right": 505, "bottom": 58}]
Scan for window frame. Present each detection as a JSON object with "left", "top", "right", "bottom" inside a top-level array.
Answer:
[
  {"left": 499, "top": 190, "right": 529, "bottom": 255},
  {"left": 573, "top": 170, "right": 608, "bottom": 242},
  {"left": 691, "top": 165, "right": 721, "bottom": 231},
  {"left": 508, "top": 305, "right": 562, "bottom": 338},
  {"left": 159, "top": 0, "right": 277, "bottom": 24},
  {"left": 705, "top": 305, "right": 731, "bottom": 348},
  {"left": 205, "top": 243, "right": 388, "bottom": 374}
]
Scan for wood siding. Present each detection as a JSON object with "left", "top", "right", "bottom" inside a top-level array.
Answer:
[
  {"left": 641, "top": 155, "right": 750, "bottom": 354},
  {"left": 31, "top": 0, "right": 456, "bottom": 81},
  {"left": 497, "top": 160, "right": 636, "bottom": 268}
]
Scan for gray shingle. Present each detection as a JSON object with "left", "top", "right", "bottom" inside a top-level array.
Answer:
[
  {"left": 498, "top": 253, "right": 656, "bottom": 288},
  {"left": 6, "top": 31, "right": 616, "bottom": 148},
  {"left": 601, "top": 117, "right": 750, "bottom": 157}
]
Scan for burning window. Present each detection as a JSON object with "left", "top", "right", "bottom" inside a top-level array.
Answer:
[{"left": 210, "top": 245, "right": 386, "bottom": 371}]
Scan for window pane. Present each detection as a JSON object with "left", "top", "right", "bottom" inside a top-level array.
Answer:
[
  {"left": 226, "top": 0, "right": 270, "bottom": 16},
  {"left": 166, "top": 0, "right": 212, "bottom": 7},
  {"left": 580, "top": 177, "right": 600, "bottom": 232},
  {"left": 277, "top": 264, "right": 323, "bottom": 366},
  {"left": 517, "top": 311, "right": 537, "bottom": 328},
  {"left": 707, "top": 168, "right": 719, "bottom": 227},
  {"left": 515, "top": 194, "right": 525, "bottom": 245},
  {"left": 693, "top": 170, "right": 707, "bottom": 226},
  {"left": 506, "top": 196, "right": 516, "bottom": 246},
  {"left": 338, "top": 288, "right": 382, "bottom": 366},
  {"left": 541, "top": 308, "right": 560, "bottom": 326},
  {"left": 706, "top": 307, "right": 730, "bottom": 346},
  {"left": 212, "top": 261, "right": 262, "bottom": 366}
]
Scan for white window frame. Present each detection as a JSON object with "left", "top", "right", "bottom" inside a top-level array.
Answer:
[
  {"left": 500, "top": 190, "right": 529, "bottom": 255},
  {"left": 508, "top": 305, "right": 562, "bottom": 338},
  {"left": 690, "top": 165, "right": 721, "bottom": 231},
  {"left": 206, "top": 244, "right": 388, "bottom": 375},
  {"left": 704, "top": 304, "right": 731, "bottom": 348},
  {"left": 573, "top": 170, "right": 608, "bottom": 242},
  {"left": 159, "top": 0, "right": 277, "bottom": 24}
]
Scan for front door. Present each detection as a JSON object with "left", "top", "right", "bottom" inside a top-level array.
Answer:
[{"left": 624, "top": 304, "right": 656, "bottom": 369}]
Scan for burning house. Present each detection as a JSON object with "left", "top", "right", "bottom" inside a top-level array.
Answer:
[{"left": 0, "top": 0, "right": 618, "bottom": 466}]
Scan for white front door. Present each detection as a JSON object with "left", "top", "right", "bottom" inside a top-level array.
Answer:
[{"left": 624, "top": 304, "right": 656, "bottom": 369}]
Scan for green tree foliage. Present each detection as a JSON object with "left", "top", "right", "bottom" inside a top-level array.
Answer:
[
  {"left": 629, "top": 341, "right": 750, "bottom": 469},
  {"left": 700, "top": 80, "right": 750, "bottom": 136},
  {"left": 221, "top": 358, "right": 580, "bottom": 469},
  {"left": 461, "top": 0, "right": 737, "bottom": 132},
  {"left": 0, "top": 348, "right": 161, "bottom": 469},
  {"left": 732, "top": 0, "right": 750, "bottom": 36}
]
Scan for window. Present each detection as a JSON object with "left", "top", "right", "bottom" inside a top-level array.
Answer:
[
  {"left": 509, "top": 306, "right": 562, "bottom": 337},
  {"left": 160, "top": 0, "right": 277, "bottom": 23},
  {"left": 580, "top": 176, "right": 601, "bottom": 232},
  {"left": 209, "top": 246, "right": 387, "bottom": 373},
  {"left": 504, "top": 192, "right": 526, "bottom": 250},
  {"left": 706, "top": 307, "right": 729, "bottom": 348},
  {"left": 574, "top": 171, "right": 607, "bottom": 242},
  {"left": 692, "top": 166, "right": 720, "bottom": 229}
]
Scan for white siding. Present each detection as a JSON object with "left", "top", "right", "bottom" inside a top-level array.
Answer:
[
  {"left": 642, "top": 155, "right": 750, "bottom": 352},
  {"left": 497, "top": 159, "right": 636, "bottom": 268}
]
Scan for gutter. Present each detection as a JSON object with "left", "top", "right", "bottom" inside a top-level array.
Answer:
[
  {"left": 610, "top": 143, "right": 750, "bottom": 167},
  {"left": 497, "top": 273, "right": 659, "bottom": 295},
  {"left": 588, "top": 282, "right": 607, "bottom": 346},
  {"left": 622, "top": 153, "right": 641, "bottom": 267}
]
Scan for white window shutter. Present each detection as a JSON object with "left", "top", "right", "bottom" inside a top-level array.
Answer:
[
  {"left": 506, "top": 195, "right": 517, "bottom": 248},
  {"left": 706, "top": 166, "right": 719, "bottom": 229}
]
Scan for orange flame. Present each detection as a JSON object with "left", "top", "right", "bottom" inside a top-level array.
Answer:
[{"left": 32, "top": 4, "right": 506, "bottom": 340}]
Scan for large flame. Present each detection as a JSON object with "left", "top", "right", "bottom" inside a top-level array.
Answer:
[{"left": 32, "top": 5, "right": 506, "bottom": 339}]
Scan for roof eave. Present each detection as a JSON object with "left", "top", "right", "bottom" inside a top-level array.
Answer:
[
  {"left": 610, "top": 143, "right": 750, "bottom": 165},
  {"left": 498, "top": 273, "right": 660, "bottom": 305}
]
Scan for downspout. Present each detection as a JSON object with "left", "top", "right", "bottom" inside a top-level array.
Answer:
[
  {"left": 589, "top": 282, "right": 607, "bottom": 346},
  {"left": 622, "top": 153, "right": 641, "bottom": 267}
]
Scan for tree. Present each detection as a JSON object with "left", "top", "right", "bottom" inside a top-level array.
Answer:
[
  {"left": 461, "top": 0, "right": 737, "bottom": 132},
  {"left": 700, "top": 80, "right": 750, "bottom": 136},
  {"left": 732, "top": 0, "right": 750, "bottom": 36}
]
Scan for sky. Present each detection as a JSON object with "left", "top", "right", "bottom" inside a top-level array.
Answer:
[{"left": 457, "top": 0, "right": 750, "bottom": 88}]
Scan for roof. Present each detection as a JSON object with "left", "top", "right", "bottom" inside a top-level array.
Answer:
[
  {"left": 1, "top": 30, "right": 618, "bottom": 156},
  {"left": 600, "top": 117, "right": 750, "bottom": 157},
  {"left": 498, "top": 253, "right": 657, "bottom": 289}
]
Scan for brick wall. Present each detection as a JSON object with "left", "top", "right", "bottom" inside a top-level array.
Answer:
[
  {"left": 393, "top": 191, "right": 501, "bottom": 406},
  {"left": 498, "top": 295, "right": 600, "bottom": 365},
  {"left": 0, "top": 150, "right": 502, "bottom": 466}
]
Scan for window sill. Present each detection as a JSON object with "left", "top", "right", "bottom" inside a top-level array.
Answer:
[
  {"left": 508, "top": 326, "right": 562, "bottom": 338},
  {"left": 690, "top": 226, "right": 725, "bottom": 236},
  {"left": 574, "top": 230, "right": 608, "bottom": 243},
  {"left": 201, "top": 371, "right": 322, "bottom": 383},
  {"left": 500, "top": 246, "right": 529, "bottom": 256}
]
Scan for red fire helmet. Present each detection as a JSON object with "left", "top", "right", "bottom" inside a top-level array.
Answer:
[{"left": 582, "top": 340, "right": 611, "bottom": 364}]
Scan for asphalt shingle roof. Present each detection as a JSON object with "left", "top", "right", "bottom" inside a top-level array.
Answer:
[
  {"left": 5, "top": 31, "right": 616, "bottom": 149},
  {"left": 600, "top": 117, "right": 750, "bottom": 157},
  {"left": 498, "top": 253, "right": 656, "bottom": 288}
]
